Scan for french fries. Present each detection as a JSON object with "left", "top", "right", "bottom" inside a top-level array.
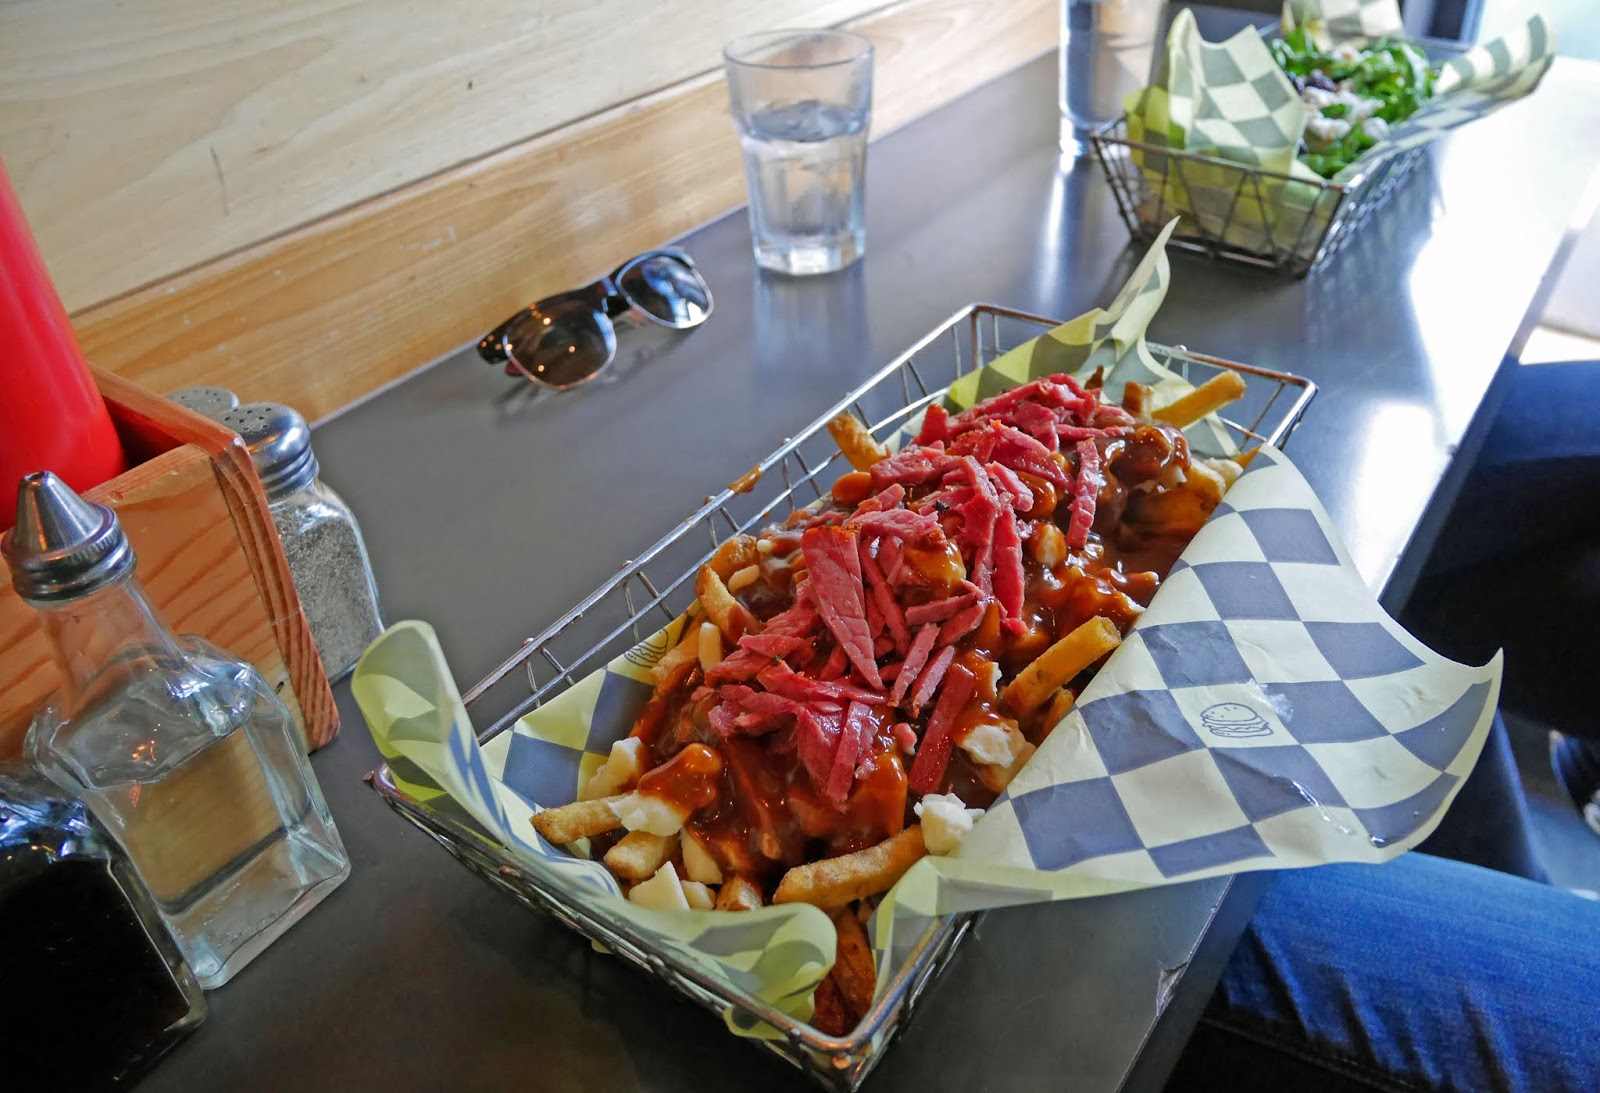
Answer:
[
  {"left": 810, "top": 973, "right": 849, "bottom": 1035},
  {"left": 651, "top": 619, "right": 703, "bottom": 687},
  {"left": 1124, "top": 459, "right": 1229, "bottom": 537},
  {"left": 708, "top": 535, "right": 760, "bottom": 580},
  {"left": 1002, "top": 616, "right": 1122, "bottom": 717},
  {"left": 1152, "top": 370, "right": 1247, "bottom": 429},
  {"left": 1042, "top": 688, "right": 1078, "bottom": 736},
  {"left": 827, "top": 412, "right": 889, "bottom": 471},
  {"left": 531, "top": 795, "right": 625, "bottom": 845},
  {"left": 773, "top": 826, "right": 928, "bottom": 911},
  {"left": 830, "top": 908, "right": 877, "bottom": 1020},
  {"left": 603, "top": 831, "right": 678, "bottom": 881},
  {"left": 715, "top": 875, "right": 765, "bottom": 912},
  {"left": 696, "top": 565, "right": 752, "bottom": 643},
  {"left": 1122, "top": 381, "right": 1153, "bottom": 416}
]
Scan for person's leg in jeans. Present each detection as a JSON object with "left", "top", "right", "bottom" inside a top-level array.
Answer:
[
  {"left": 1168, "top": 852, "right": 1600, "bottom": 1092},
  {"left": 1404, "top": 359, "right": 1600, "bottom": 834},
  {"left": 1421, "top": 359, "right": 1600, "bottom": 572}
]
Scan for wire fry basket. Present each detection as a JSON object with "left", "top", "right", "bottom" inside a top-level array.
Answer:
[
  {"left": 366, "top": 303, "right": 1318, "bottom": 1090},
  {"left": 1090, "top": 115, "right": 1425, "bottom": 278}
]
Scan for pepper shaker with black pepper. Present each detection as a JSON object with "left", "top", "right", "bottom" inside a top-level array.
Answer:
[{"left": 219, "top": 402, "right": 384, "bottom": 682}]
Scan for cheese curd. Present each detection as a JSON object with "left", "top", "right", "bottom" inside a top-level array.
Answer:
[
  {"left": 614, "top": 791, "right": 690, "bottom": 836},
  {"left": 726, "top": 565, "right": 761, "bottom": 593},
  {"left": 680, "top": 880, "right": 715, "bottom": 910},
  {"left": 914, "top": 794, "right": 985, "bottom": 855},
  {"left": 579, "top": 737, "right": 648, "bottom": 801},
  {"left": 697, "top": 621, "right": 724, "bottom": 671},
  {"left": 959, "top": 719, "right": 1026, "bottom": 768},
  {"left": 628, "top": 862, "right": 691, "bottom": 911},
  {"left": 680, "top": 829, "right": 723, "bottom": 885}
]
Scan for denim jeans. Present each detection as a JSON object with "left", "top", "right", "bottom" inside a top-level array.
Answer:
[
  {"left": 1403, "top": 360, "right": 1600, "bottom": 850},
  {"left": 1405, "top": 359, "right": 1600, "bottom": 745},
  {"left": 1169, "top": 853, "right": 1600, "bottom": 1092}
]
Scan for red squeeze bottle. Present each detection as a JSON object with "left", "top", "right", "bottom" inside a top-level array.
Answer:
[{"left": 0, "top": 159, "right": 126, "bottom": 531}]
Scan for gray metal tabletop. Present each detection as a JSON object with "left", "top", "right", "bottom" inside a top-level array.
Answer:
[{"left": 140, "top": 40, "right": 1600, "bottom": 1093}]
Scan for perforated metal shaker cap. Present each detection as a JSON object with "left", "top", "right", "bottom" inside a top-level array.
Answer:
[
  {"left": 1, "top": 472, "right": 134, "bottom": 604},
  {"left": 166, "top": 385, "right": 240, "bottom": 420},
  {"left": 219, "top": 402, "right": 320, "bottom": 501}
]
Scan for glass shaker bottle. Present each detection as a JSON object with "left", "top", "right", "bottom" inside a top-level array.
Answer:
[
  {"left": 0, "top": 760, "right": 205, "bottom": 1089},
  {"left": 1060, "top": 0, "right": 1165, "bottom": 154},
  {"left": 219, "top": 402, "right": 383, "bottom": 683},
  {"left": 3, "top": 471, "right": 350, "bottom": 989}
]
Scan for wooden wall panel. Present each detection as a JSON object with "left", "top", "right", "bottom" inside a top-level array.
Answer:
[
  {"left": 0, "top": 0, "right": 885, "bottom": 309},
  {"left": 68, "top": 0, "right": 1056, "bottom": 423}
]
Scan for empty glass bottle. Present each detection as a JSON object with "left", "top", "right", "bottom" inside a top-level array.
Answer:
[{"left": 2, "top": 471, "right": 350, "bottom": 989}]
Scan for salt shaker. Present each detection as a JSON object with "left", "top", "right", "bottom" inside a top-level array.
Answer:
[{"left": 219, "top": 402, "right": 383, "bottom": 682}]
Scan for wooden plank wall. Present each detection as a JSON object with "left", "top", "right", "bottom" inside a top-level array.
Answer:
[{"left": 2, "top": 0, "right": 1055, "bottom": 421}]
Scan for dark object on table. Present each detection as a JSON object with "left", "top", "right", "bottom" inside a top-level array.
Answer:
[
  {"left": 476, "top": 248, "right": 712, "bottom": 390},
  {"left": 0, "top": 761, "right": 205, "bottom": 1090}
]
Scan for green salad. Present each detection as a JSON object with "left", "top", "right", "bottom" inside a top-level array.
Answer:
[{"left": 1270, "top": 27, "right": 1437, "bottom": 178}]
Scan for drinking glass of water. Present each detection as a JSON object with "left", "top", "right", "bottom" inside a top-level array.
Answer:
[
  {"left": 723, "top": 29, "right": 873, "bottom": 276},
  {"left": 1059, "top": 0, "right": 1162, "bottom": 154}
]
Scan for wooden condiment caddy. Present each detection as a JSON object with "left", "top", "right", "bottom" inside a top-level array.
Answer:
[{"left": 0, "top": 369, "right": 337, "bottom": 758}]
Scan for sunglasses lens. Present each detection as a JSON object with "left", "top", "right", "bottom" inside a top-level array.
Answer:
[
  {"left": 503, "top": 300, "right": 616, "bottom": 388},
  {"left": 618, "top": 255, "right": 711, "bottom": 328}
]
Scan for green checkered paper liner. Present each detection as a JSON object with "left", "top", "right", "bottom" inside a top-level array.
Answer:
[
  {"left": 353, "top": 227, "right": 1501, "bottom": 1039},
  {"left": 1123, "top": 1, "right": 1554, "bottom": 256}
]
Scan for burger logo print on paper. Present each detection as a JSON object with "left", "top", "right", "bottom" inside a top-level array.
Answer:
[
  {"left": 1199, "top": 702, "right": 1273, "bottom": 739},
  {"left": 624, "top": 628, "right": 673, "bottom": 669}
]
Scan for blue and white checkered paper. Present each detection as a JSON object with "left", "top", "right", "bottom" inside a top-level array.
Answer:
[{"left": 875, "top": 444, "right": 1501, "bottom": 965}]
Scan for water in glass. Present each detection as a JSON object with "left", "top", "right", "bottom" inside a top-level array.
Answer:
[
  {"left": 739, "top": 100, "right": 867, "bottom": 276},
  {"left": 724, "top": 29, "right": 872, "bottom": 276},
  {"left": 1060, "top": 0, "right": 1163, "bottom": 153}
]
